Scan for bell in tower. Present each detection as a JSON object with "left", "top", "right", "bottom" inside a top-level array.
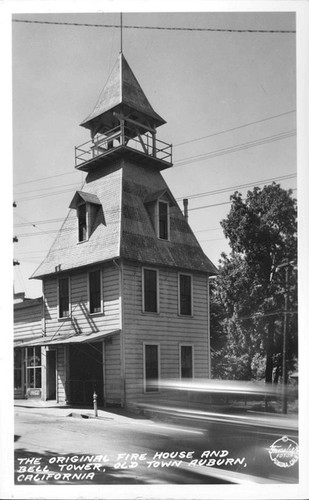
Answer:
[{"left": 75, "top": 52, "right": 172, "bottom": 172}]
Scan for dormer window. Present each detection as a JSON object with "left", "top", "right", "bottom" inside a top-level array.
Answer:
[
  {"left": 144, "top": 189, "right": 175, "bottom": 242},
  {"left": 69, "top": 191, "right": 101, "bottom": 243}
]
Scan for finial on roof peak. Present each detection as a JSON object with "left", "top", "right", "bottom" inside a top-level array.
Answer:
[{"left": 120, "top": 12, "right": 123, "bottom": 54}]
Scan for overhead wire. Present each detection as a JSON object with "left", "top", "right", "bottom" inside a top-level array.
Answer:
[
  {"left": 174, "top": 130, "right": 296, "bottom": 168},
  {"left": 174, "top": 110, "right": 296, "bottom": 148},
  {"left": 14, "top": 170, "right": 79, "bottom": 187},
  {"left": 175, "top": 173, "right": 296, "bottom": 202},
  {"left": 12, "top": 19, "right": 296, "bottom": 34},
  {"left": 14, "top": 181, "right": 82, "bottom": 197}
]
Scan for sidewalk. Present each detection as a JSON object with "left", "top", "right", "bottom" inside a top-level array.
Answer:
[{"left": 14, "top": 399, "right": 145, "bottom": 423}]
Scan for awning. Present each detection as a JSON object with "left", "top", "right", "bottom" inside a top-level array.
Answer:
[{"left": 14, "top": 329, "right": 120, "bottom": 348}]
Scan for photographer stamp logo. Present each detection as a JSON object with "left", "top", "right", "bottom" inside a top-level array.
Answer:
[{"left": 268, "top": 436, "right": 299, "bottom": 468}]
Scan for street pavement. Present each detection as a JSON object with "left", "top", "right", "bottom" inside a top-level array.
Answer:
[
  {"left": 14, "top": 400, "right": 215, "bottom": 485},
  {"left": 14, "top": 400, "right": 298, "bottom": 485}
]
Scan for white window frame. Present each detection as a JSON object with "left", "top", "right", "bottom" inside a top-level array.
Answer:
[
  {"left": 178, "top": 272, "right": 193, "bottom": 316},
  {"left": 57, "top": 275, "right": 71, "bottom": 319},
  {"left": 156, "top": 199, "right": 170, "bottom": 241},
  {"left": 143, "top": 342, "right": 160, "bottom": 393},
  {"left": 142, "top": 267, "right": 159, "bottom": 314},
  {"left": 179, "top": 344, "right": 195, "bottom": 379},
  {"left": 25, "top": 346, "right": 42, "bottom": 390},
  {"left": 88, "top": 268, "right": 103, "bottom": 315}
]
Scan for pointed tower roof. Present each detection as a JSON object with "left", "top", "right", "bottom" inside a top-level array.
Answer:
[{"left": 80, "top": 52, "right": 166, "bottom": 136}]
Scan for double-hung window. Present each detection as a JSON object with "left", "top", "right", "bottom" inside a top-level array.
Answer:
[
  {"left": 143, "top": 268, "right": 158, "bottom": 313},
  {"left": 58, "top": 276, "right": 70, "bottom": 318},
  {"left": 89, "top": 270, "right": 102, "bottom": 314},
  {"left": 179, "top": 273, "right": 193, "bottom": 316},
  {"left": 180, "top": 345, "right": 194, "bottom": 378},
  {"left": 144, "top": 344, "right": 160, "bottom": 392}
]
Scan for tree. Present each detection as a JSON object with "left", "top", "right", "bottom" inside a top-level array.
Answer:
[{"left": 210, "top": 183, "right": 297, "bottom": 382}]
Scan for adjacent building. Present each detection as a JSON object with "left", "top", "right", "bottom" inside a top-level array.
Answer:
[{"left": 14, "top": 52, "right": 217, "bottom": 408}]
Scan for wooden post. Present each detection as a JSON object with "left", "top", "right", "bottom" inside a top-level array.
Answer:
[
  {"left": 120, "top": 118, "right": 125, "bottom": 146},
  {"left": 282, "top": 262, "right": 289, "bottom": 414},
  {"left": 152, "top": 131, "right": 157, "bottom": 157}
]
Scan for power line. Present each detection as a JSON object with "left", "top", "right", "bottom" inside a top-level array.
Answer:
[
  {"left": 188, "top": 187, "right": 296, "bottom": 213},
  {"left": 14, "top": 181, "right": 82, "bottom": 197},
  {"left": 12, "top": 19, "right": 296, "bottom": 33},
  {"left": 15, "top": 186, "right": 81, "bottom": 202},
  {"left": 14, "top": 216, "right": 75, "bottom": 228},
  {"left": 14, "top": 213, "right": 56, "bottom": 239},
  {"left": 14, "top": 170, "right": 80, "bottom": 187},
  {"left": 175, "top": 173, "right": 296, "bottom": 202},
  {"left": 174, "top": 130, "right": 296, "bottom": 168},
  {"left": 174, "top": 111, "right": 296, "bottom": 148},
  {"left": 199, "top": 237, "right": 226, "bottom": 243}
]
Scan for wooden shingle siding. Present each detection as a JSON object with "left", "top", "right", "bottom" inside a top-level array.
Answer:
[
  {"left": 43, "top": 262, "right": 120, "bottom": 338},
  {"left": 122, "top": 261, "right": 209, "bottom": 404}
]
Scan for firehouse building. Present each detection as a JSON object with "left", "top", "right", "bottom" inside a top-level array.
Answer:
[{"left": 14, "top": 52, "right": 217, "bottom": 408}]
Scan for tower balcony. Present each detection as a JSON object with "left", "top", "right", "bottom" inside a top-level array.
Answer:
[{"left": 75, "top": 125, "right": 173, "bottom": 172}]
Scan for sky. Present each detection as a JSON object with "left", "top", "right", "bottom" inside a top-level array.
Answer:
[{"left": 11, "top": 8, "right": 298, "bottom": 298}]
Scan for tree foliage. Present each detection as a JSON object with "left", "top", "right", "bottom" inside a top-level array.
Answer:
[{"left": 210, "top": 183, "right": 297, "bottom": 382}]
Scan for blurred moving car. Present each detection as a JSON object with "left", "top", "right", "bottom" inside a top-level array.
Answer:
[
  {"left": 139, "top": 379, "right": 298, "bottom": 433},
  {"left": 137, "top": 379, "right": 298, "bottom": 484}
]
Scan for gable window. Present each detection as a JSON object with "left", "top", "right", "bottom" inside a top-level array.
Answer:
[
  {"left": 144, "top": 344, "right": 159, "bottom": 392},
  {"left": 58, "top": 276, "right": 70, "bottom": 318},
  {"left": 89, "top": 270, "right": 102, "bottom": 314},
  {"left": 180, "top": 345, "right": 193, "bottom": 378},
  {"left": 179, "top": 273, "right": 192, "bottom": 316},
  {"left": 143, "top": 268, "right": 158, "bottom": 313},
  {"left": 69, "top": 191, "right": 101, "bottom": 243},
  {"left": 158, "top": 201, "right": 169, "bottom": 240}
]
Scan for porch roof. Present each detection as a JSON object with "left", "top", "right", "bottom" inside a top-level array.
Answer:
[{"left": 14, "top": 329, "right": 120, "bottom": 348}]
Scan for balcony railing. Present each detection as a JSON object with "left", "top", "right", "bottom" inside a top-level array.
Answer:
[{"left": 75, "top": 125, "right": 172, "bottom": 168}]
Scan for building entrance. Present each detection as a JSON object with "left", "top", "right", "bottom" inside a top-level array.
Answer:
[
  {"left": 68, "top": 343, "right": 103, "bottom": 405},
  {"left": 46, "top": 350, "right": 56, "bottom": 400}
]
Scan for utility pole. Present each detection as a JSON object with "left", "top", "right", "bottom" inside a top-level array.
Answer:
[
  {"left": 282, "top": 261, "right": 289, "bottom": 414},
  {"left": 277, "top": 259, "right": 294, "bottom": 414}
]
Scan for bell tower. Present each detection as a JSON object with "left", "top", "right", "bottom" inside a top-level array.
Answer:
[{"left": 75, "top": 52, "right": 172, "bottom": 173}]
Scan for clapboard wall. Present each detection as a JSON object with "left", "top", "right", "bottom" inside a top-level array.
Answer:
[{"left": 122, "top": 260, "right": 210, "bottom": 405}]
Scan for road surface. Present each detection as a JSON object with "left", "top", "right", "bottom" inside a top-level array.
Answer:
[{"left": 14, "top": 406, "right": 298, "bottom": 485}]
